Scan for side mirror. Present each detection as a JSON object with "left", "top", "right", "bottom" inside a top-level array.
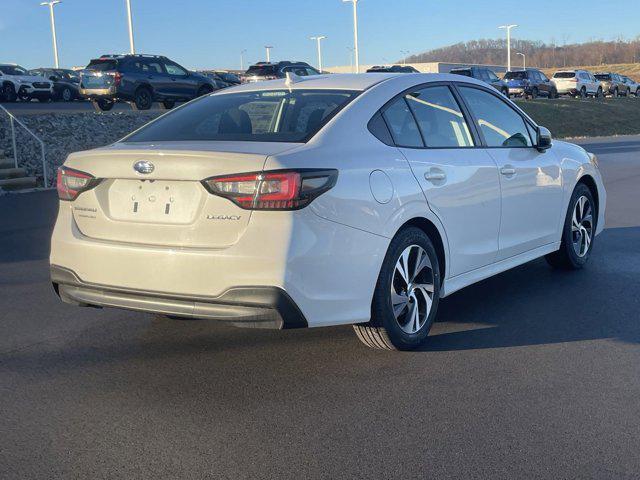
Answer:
[{"left": 537, "top": 126, "right": 552, "bottom": 152}]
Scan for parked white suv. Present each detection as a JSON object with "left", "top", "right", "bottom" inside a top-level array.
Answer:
[
  {"left": 50, "top": 73, "right": 606, "bottom": 350},
  {"left": 0, "top": 64, "right": 53, "bottom": 102},
  {"left": 552, "top": 70, "right": 602, "bottom": 98}
]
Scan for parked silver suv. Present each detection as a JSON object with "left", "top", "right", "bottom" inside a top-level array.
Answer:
[
  {"left": 552, "top": 70, "right": 602, "bottom": 98},
  {"left": 594, "top": 72, "right": 628, "bottom": 97}
]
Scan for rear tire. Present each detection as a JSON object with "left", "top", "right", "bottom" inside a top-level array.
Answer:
[
  {"left": 613, "top": 88, "right": 619, "bottom": 98},
  {"left": 60, "top": 86, "right": 73, "bottom": 102},
  {"left": 3, "top": 84, "right": 17, "bottom": 102},
  {"left": 545, "top": 183, "right": 596, "bottom": 270},
  {"left": 530, "top": 87, "right": 538, "bottom": 99},
  {"left": 92, "top": 98, "right": 114, "bottom": 111},
  {"left": 162, "top": 100, "right": 175, "bottom": 109},
  {"left": 580, "top": 87, "right": 587, "bottom": 98},
  {"left": 353, "top": 227, "right": 441, "bottom": 350},
  {"left": 596, "top": 87, "right": 603, "bottom": 98},
  {"left": 134, "top": 87, "right": 153, "bottom": 110}
]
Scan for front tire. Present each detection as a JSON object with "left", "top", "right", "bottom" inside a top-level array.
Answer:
[
  {"left": 353, "top": 227, "right": 441, "bottom": 350},
  {"left": 545, "top": 183, "right": 596, "bottom": 270},
  {"left": 60, "top": 86, "right": 73, "bottom": 102},
  {"left": 3, "top": 84, "right": 17, "bottom": 102},
  {"left": 92, "top": 98, "right": 114, "bottom": 111}
]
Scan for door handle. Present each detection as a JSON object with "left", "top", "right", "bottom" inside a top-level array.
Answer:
[
  {"left": 424, "top": 169, "right": 446, "bottom": 182},
  {"left": 500, "top": 166, "right": 516, "bottom": 176}
]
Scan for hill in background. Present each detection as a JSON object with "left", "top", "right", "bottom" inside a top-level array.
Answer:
[{"left": 404, "top": 38, "right": 640, "bottom": 73}]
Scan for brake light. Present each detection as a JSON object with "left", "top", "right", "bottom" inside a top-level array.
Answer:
[
  {"left": 57, "top": 167, "right": 100, "bottom": 201},
  {"left": 202, "top": 169, "right": 338, "bottom": 210},
  {"left": 113, "top": 71, "right": 122, "bottom": 87}
]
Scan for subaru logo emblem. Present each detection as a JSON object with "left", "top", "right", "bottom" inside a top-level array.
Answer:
[{"left": 134, "top": 160, "right": 154, "bottom": 174}]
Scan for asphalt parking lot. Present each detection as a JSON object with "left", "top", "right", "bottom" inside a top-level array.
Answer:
[{"left": 1, "top": 136, "right": 639, "bottom": 479}]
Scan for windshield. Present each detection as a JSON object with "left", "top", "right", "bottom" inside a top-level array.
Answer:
[
  {"left": 553, "top": 72, "right": 576, "bottom": 78},
  {"left": 595, "top": 74, "right": 611, "bottom": 81},
  {"left": 504, "top": 71, "right": 527, "bottom": 80},
  {"left": 0, "top": 65, "right": 29, "bottom": 75},
  {"left": 245, "top": 65, "right": 277, "bottom": 76},
  {"left": 124, "top": 89, "right": 359, "bottom": 143},
  {"left": 86, "top": 59, "right": 119, "bottom": 71}
]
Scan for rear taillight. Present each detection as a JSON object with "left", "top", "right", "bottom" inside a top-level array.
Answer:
[
  {"left": 202, "top": 169, "right": 338, "bottom": 210},
  {"left": 113, "top": 72, "right": 122, "bottom": 87},
  {"left": 57, "top": 167, "right": 100, "bottom": 201}
]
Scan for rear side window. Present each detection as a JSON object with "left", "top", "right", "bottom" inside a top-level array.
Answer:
[
  {"left": 124, "top": 89, "right": 358, "bottom": 143},
  {"left": 451, "top": 69, "right": 472, "bottom": 77},
  {"left": 246, "top": 65, "right": 277, "bottom": 76},
  {"left": 86, "top": 59, "right": 118, "bottom": 71},
  {"left": 382, "top": 97, "right": 423, "bottom": 148},
  {"left": 595, "top": 74, "right": 611, "bottom": 81},
  {"left": 458, "top": 87, "right": 533, "bottom": 148},
  {"left": 405, "top": 86, "right": 474, "bottom": 148}
]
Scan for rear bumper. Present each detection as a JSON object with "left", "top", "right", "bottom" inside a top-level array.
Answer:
[
  {"left": 51, "top": 265, "right": 307, "bottom": 329},
  {"left": 79, "top": 87, "right": 129, "bottom": 101}
]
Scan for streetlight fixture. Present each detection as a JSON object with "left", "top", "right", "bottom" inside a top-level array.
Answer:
[
  {"left": 265, "top": 46, "right": 274, "bottom": 63},
  {"left": 498, "top": 24, "right": 518, "bottom": 72},
  {"left": 310, "top": 36, "right": 327, "bottom": 72},
  {"left": 400, "top": 50, "right": 410, "bottom": 66},
  {"left": 516, "top": 52, "right": 526, "bottom": 71},
  {"left": 40, "top": 0, "right": 61, "bottom": 68},
  {"left": 342, "top": 0, "right": 360, "bottom": 73},
  {"left": 125, "top": 0, "right": 135, "bottom": 54},
  {"left": 240, "top": 49, "right": 247, "bottom": 71}
]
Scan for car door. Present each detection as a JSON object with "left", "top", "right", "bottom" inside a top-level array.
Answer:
[
  {"left": 385, "top": 84, "right": 502, "bottom": 277},
  {"left": 537, "top": 71, "right": 552, "bottom": 96},
  {"left": 456, "top": 85, "right": 563, "bottom": 260},
  {"left": 162, "top": 60, "right": 193, "bottom": 98}
]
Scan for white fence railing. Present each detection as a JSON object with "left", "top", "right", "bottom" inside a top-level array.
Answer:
[{"left": 0, "top": 104, "right": 49, "bottom": 188}]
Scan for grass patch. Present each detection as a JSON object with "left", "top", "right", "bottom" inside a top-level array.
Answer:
[{"left": 514, "top": 97, "right": 640, "bottom": 138}]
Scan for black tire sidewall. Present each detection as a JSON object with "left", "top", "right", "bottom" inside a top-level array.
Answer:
[
  {"left": 135, "top": 88, "right": 152, "bottom": 110},
  {"left": 371, "top": 227, "right": 441, "bottom": 349},
  {"left": 560, "top": 184, "right": 596, "bottom": 268}
]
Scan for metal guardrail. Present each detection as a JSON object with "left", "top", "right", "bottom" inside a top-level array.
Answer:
[{"left": 0, "top": 104, "right": 49, "bottom": 188}]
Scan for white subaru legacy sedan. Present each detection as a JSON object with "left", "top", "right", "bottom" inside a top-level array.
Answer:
[{"left": 50, "top": 73, "right": 606, "bottom": 350}]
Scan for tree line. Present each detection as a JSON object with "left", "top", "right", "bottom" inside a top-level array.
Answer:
[{"left": 403, "top": 39, "right": 640, "bottom": 68}]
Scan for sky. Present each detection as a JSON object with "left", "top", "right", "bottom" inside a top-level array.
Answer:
[{"left": 2, "top": 0, "right": 638, "bottom": 71}]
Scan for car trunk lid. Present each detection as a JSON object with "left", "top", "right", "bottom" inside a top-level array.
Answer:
[{"left": 64, "top": 141, "right": 301, "bottom": 249}]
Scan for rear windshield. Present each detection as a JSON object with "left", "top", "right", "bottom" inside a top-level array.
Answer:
[
  {"left": 595, "top": 74, "right": 611, "bottom": 81},
  {"left": 504, "top": 71, "right": 527, "bottom": 80},
  {"left": 245, "top": 65, "right": 277, "bottom": 76},
  {"left": 450, "top": 69, "right": 472, "bottom": 77},
  {"left": 553, "top": 72, "right": 576, "bottom": 78},
  {"left": 219, "top": 72, "right": 239, "bottom": 82},
  {"left": 124, "top": 89, "right": 359, "bottom": 143},
  {"left": 86, "top": 59, "right": 119, "bottom": 71}
]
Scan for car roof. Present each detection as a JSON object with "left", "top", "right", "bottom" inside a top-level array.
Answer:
[{"left": 217, "top": 73, "right": 487, "bottom": 93}]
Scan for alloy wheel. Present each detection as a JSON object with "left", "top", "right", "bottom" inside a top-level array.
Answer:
[
  {"left": 390, "top": 245, "right": 435, "bottom": 334},
  {"left": 572, "top": 196, "right": 593, "bottom": 258}
]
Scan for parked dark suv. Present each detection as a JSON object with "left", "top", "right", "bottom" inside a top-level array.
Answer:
[
  {"left": 504, "top": 69, "right": 558, "bottom": 99},
  {"left": 243, "top": 61, "right": 320, "bottom": 83},
  {"left": 449, "top": 67, "right": 509, "bottom": 96},
  {"left": 366, "top": 65, "right": 419, "bottom": 73},
  {"left": 79, "top": 54, "right": 216, "bottom": 111}
]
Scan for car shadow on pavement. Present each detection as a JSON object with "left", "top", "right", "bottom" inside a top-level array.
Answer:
[{"left": 420, "top": 226, "right": 640, "bottom": 352}]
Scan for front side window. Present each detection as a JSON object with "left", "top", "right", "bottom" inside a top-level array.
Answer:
[
  {"left": 165, "top": 62, "right": 187, "bottom": 76},
  {"left": 487, "top": 70, "right": 499, "bottom": 82},
  {"left": 124, "top": 89, "right": 358, "bottom": 143},
  {"left": 382, "top": 97, "right": 423, "bottom": 148},
  {"left": 458, "top": 87, "right": 533, "bottom": 148},
  {"left": 405, "top": 86, "right": 474, "bottom": 148},
  {"left": 0, "top": 65, "right": 29, "bottom": 75}
]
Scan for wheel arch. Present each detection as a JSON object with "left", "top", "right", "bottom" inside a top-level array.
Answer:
[
  {"left": 577, "top": 174, "right": 600, "bottom": 222},
  {"left": 398, "top": 217, "right": 447, "bottom": 283}
]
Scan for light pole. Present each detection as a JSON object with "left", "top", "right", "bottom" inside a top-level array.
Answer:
[
  {"left": 310, "top": 36, "right": 327, "bottom": 72},
  {"left": 342, "top": 0, "right": 360, "bottom": 73},
  {"left": 265, "top": 46, "right": 273, "bottom": 63},
  {"left": 40, "top": 1, "right": 61, "bottom": 68},
  {"left": 499, "top": 24, "right": 518, "bottom": 72},
  {"left": 125, "top": 0, "right": 135, "bottom": 54},
  {"left": 400, "top": 50, "right": 409, "bottom": 66},
  {"left": 347, "top": 47, "right": 354, "bottom": 73},
  {"left": 516, "top": 52, "right": 526, "bottom": 71},
  {"left": 240, "top": 49, "right": 247, "bottom": 71}
]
